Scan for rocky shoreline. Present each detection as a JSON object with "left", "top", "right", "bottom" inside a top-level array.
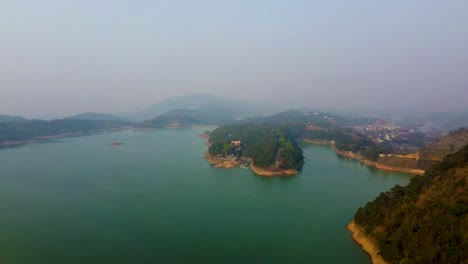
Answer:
[
  {"left": 204, "top": 151, "right": 298, "bottom": 176},
  {"left": 204, "top": 152, "right": 246, "bottom": 169}
]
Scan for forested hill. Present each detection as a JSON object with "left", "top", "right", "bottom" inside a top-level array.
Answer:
[
  {"left": 0, "top": 119, "right": 132, "bottom": 143},
  {"left": 138, "top": 108, "right": 240, "bottom": 128},
  {"left": 354, "top": 144, "right": 468, "bottom": 264},
  {"left": 208, "top": 124, "right": 304, "bottom": 171}
]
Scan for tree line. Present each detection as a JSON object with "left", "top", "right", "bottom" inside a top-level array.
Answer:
[{"left": 0, "top": 119, "right": 131, "bottom": 142}]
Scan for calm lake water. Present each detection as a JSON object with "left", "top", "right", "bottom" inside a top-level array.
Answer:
[{"left": 0, "top": 127, "right": 411, "bottom": 263}]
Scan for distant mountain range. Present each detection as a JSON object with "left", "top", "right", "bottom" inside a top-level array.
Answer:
[
  {"left": 1, "top": 94, "right": 282, "bottom": 127},
  {"left": 129, "top": 93, "right": 284, "bottom": 121},
  {"left": 67, "top": 112, "right": 133, "bottom": 122},
  {"left": 139, "top": 108, "right": 244, "bottom": 128},
  {"left": 0, "top": 114, "right": 28, "bottom": 122},
  {"left": 3, "top": 93, "right": 468, "bottom": 131}
]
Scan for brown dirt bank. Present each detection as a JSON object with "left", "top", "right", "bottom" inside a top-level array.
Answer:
[
  {"left": 348, "top": 221, "right": 388, "bottom": 264},
  {"left": 303, "top": 139, "right": 424, "bottom": 175},
  {"left": 303, "top": 139, "right": 334, "bottom": 145},
  {"left": 334, "top": 148, "right": 424, "bottom": 175},
  {"left": 361, "top": 159, "right": 424, "bottom": 175},
  {"left": 250, "top": 163, "right": 298, "bottom": 177}
]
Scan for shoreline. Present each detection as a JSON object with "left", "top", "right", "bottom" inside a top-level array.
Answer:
[
  {"left": 204, "top": 151, "right": 299, "bottom": 176},
  {"left": 204, "top": 151, "right": 244, "bottom": 169},
  {"left": 303, "top": 139, "right": 424, "bottom": 175},
  {"left": 250, "top": 163, "right": 298, "bottom": 176},
  {"left": 202, "top": 133, "right": 299, "bottom": 176},
  {"left": 347, "top": 221, "right": 388, "bottom": 264},
  {"left": 0, "top": 127, "right": 130, "bottom": 148},
  {"left": 198, "top": 133, "right": 211, "bottom": 147}
]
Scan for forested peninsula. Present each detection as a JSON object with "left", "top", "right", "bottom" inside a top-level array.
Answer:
[
  {"left": 203, "top": 110, "right": 467, "bottom": 177},
  {"left": 206, "top": 124, "right": 304, "bottom": 176}
]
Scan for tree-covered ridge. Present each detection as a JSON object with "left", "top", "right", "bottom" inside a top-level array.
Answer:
[
  {"left": 0, "top": 119, "right": 131, "bottom": 143},
  {"left": 208, "top": 124, "right": 304, "bottom": 170},
  {"left": 138, "top": 108, "right": 241, "bottom": 128},
  {"left": 354, "top": 144, "right": 468, "bottom": 264}
]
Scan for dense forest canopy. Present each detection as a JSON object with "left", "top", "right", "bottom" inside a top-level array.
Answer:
[{"left": 354, "top": 144, "right": 468, "bottom": 264}]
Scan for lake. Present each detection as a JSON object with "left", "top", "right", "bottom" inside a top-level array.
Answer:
[{"left": 0, "top": 127, "right": 411, "bottom": 263}]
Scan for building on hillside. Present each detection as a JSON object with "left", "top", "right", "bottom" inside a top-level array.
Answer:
[{"left": 230, "top": 140, "right": 241, "bottom": 146}]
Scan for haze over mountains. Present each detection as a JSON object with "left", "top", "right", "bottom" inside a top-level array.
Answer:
[
  {"left": 1, "top": 93, "right": 286, "bottom": 123},
  {"left": 2, "top": 93, "right": 468, "bottom": 132},
  {"left": 67, "top": 112, "right": 133, "bottom": 122},
  {"left": 128, "top": 93, "right": 284, "bottom": 121},
  {"left": 0, "top": 114, "right": 28, "bottom": 123}
]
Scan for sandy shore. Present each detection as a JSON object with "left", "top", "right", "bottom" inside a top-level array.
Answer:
[
  {"left": 347, "top": 221, "right": 388, "bottom": 264},
  {"left": 361, "top": 159, "right": 424, "bottom": 175},
  {"left": 250, "top": 163, "right": 298, "bottom": 176}
]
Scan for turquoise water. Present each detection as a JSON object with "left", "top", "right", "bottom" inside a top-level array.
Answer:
[{"left": 0, "top": 127, "right": 411, "bottom": 263}]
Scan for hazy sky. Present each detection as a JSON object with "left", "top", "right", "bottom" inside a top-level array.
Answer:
[{"left": 1, "top": 1, "right": 468, "bottom": 118}]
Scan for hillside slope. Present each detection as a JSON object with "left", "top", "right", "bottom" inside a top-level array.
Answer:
[
  {"left": 353, "top": 144, "right": 468, "bottom": 264},
  {"left": 420, "top": 127, "right": 468, "bottom": 161},
  {"left": 374, "top": 127, "right": 468, "bottom": 172}
]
